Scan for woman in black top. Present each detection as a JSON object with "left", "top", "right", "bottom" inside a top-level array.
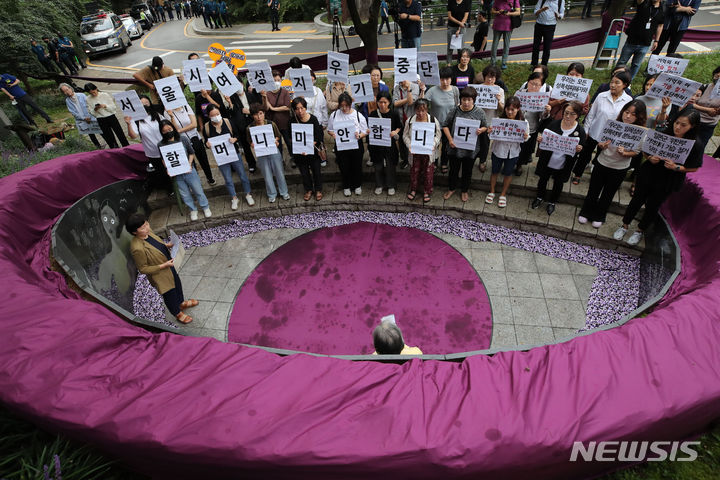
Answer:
[
  {"left": 369, "top": 92, "right": 403, "bottom": 196},
  {"left": 290, "top": 97, "right": 325, "bottom": 201},
  {"left": 447, "top": 0, "right": 471, "bottom": 62},
  {"left": 451, "top": 48, "right": 475, "bottom": 89}
]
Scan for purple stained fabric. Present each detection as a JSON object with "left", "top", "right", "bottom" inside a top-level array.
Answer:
[
  {"left": 227, "top": 222, "right": 492, "bottom": 354},
  {"left": 1, "top": 145, "right": 720, "bottom": 479}
]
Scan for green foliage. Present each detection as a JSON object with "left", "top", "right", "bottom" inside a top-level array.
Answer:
[{"left": 0, "top": 133, "right": 95, "bottom": 178}]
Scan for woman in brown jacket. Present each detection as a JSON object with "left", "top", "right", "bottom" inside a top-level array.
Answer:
[{"left": 126, "top": 213, "right": 197, "bottom": 324}]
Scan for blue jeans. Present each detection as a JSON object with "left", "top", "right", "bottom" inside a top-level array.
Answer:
[
  {"left": 218, "top": 156, "right": 251, "bottom": 198},
  {"left": 175, "top": 168, "right": 209, "bottom": 212},
  {"left": 491, "top": 30, "right": 512, "bottom": 67},
  {"left": 257, "top": 152, "right": 288, "bottom": 199},
  {"left": 401, "top": 36, "right": 422, "bottom": 50},
  {"left": 617, "top": 42, "right": 650, "bottom": 80}
]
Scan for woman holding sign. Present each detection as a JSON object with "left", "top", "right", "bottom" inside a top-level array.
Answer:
[
  {"left": 369, "top": 92, "right": 403, "bottom": 196},
  {"left": 291, "top": 97, "right": 325, "bottom": 201},
  {"left": 59, "top": 83, "right": 102, "bottom": 149},
  {"left": 614, "top": 109, "right": 703, "bottom": 245},
  {"left": 578, "top": 100, "right": 647, "bottom": 228},
  {"left": 327, "top": 92, "right": 369, "bottom": 197},
  {"left": 515, "top": 71, "right": 553, "bottom": 176},
  {"left": 403, "top": 99, "right": 443, "bottom": 203},
  {"left": 86, "top": 83, "right": 129, "bottom": 149}
]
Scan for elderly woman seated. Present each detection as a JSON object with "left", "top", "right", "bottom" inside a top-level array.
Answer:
[{"left": 372, "top": 321, "right": 423, "bottom": 355}]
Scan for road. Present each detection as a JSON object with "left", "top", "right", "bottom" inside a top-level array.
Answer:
[{"left": 86, "top": 10, "right": 720, "bottom": 79}]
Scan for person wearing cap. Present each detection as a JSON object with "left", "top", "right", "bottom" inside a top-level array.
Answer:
[
  {"left": 42, "top": 35, "right": 73, "bottom": 75},
  {"left": 133, "top": 56, "right": 176, "bottom": 104},
  {"left": 30, "top": 39, "right": 57, "bottom": 73},
  {"left": 56, "top": 32, "right": 86, "bottom": 70},
  {"left": 1, "top": 73, "right": 53, "bottom": 125},
  {"left": 85, "top": 82, "right": 129, "bottom": 149}
]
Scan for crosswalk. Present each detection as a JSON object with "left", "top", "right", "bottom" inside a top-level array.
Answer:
[{"left": 200, "top": 38, "right": 306, "bottom": 65}]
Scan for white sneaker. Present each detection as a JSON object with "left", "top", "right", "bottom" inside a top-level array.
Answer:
[
  {"left": 231, "top": 197, "right": 239, "bottom": 210},
  {"left": 578, "top": 215, "right": 588, "bottom": 224},
  {"left": 591, "top": 221, "right": 603, "bottom": 228},
  {"left": 281, "top": 193, "right": 290, "bottom": 200},
  {"left": 388, "top": 188, "right": 395, "bottom": 196},
  {"left": 321, "top": 160, "right": 327, "bottom": 167},
  {"left": 366, "top": 159, "right": 373, "bottom": 166},
  {"left": 613, "top": 226, "right": 628, "bottom": 241},
  {"left": 355, "top": 187, "right": 362, "bottom": 195},
  {"left": 245, "top": 194, "right": 255, "bottom": 206},
  {"left": 343, "top": 188, "right": 351, "bottom": 197},
  {"left": 374, "top": 187, "right": 383, "bottom": 195},
  {"left": 203, "top": 208, "right": 212, "bottom": 218},
  {"left": 627, "top": 231, "right": 643, "bottom": 246},
  {"left": 189, "top": 210, "right": 198, "bottom": 221},
  {"left": 268, "top": 196, "right": 276, "bottom": 203}
]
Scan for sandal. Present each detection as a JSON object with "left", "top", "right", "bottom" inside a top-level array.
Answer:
[
  {"left": 629, "top": 183, "right": 636, "bottom": 197},
  {"left": 303, "top": 191, "right": 313, "bottom": 201},
  {"left": 572, "top": 176, "right": 581, "bottom": 185},
  {"left": 498, "top": 196, "right": 507, "bottom": 208},
  {"left": 461, "top": 192, "right": 469, "bottom": 202},
  {"left": 485, "top": 192, "right": 495, "bottom": 204},
  {"left": 443, "top": 190, "right": 455, "bottom": 200},
  {"left": 423, "top": 194, "right": 431, "bottom": 203},
  {"left": 407, "top": 191, "right": 416, "bottom": 201},
  {"left": 479, "top": 163, "right": 487, "bottom": 173},
  {"left": 441, "top": 165, "right": 449, "bottom": 174},
  {"left": 180, "top": 299, "right": 199, "bottom": 310},
  {"left": 315, "top": 191, "right": 323, "bottom": 201},
  {"left": 176, "top": 312, "right": 193, "bottom": 324}
]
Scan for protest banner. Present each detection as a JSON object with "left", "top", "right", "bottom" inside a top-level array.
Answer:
[
  {"left": 646, "top": 73, "right": 701, "bottom": 107},
  {"left": 350, "top": 74, "right": 374, "bottom": 103},
  {"left": 550, "top": 74, "right": 593, "bottom": 102},
  {"left": 333, "top": 120, "right": 358, "bottom": 151},
  {"left": 394, "top": 48, "right": 417, "bottom": 83},
  {"left": 647, "top": 55, "right": 690, "bottom": 76},
  {"left": 516, "top": 91, "right": 551, "bottom": 113},
  {"left": 598, "top": 119, "right": 646, "bottom": 151},
  {"left": 207, "top": 134, "right": 237, "bottom": 166},
  {"left": 327, "top": 51, "right": 350, "bottom": 84},
  {"left": 417, "top": 52, "right": 440, "bottom": 85},
  {"left": 368, "top": 117, "right": 392, "bottom": 147},
  {"left": 642, "top": 129, "right": 695, "bottom": 165},
  {"left": 470, "top": 84, "right": 499, "bottom": 109},
  {"left": 208, "top": 61, "right": 244, "bottom": 97},
  {"left": 159, "top": 142, "right": 192, "bottom": 176},
  {"left": 489, "top": 118, "right": 527, "bottom": 143},
  {"left": 182, "top": 59, "right": 211, "bottom": 92},
  {"left": 410, "top": 122, "right": 435, "bottom": 154},
  {"left": 113, "top": 90, "right": 146, "bottom": 121},
  {"left": 288, "top": 68, "right": 315, "bottom": 97},
  {"left": 153, "top": 76, "right": 188, "bottom": 110},
  {"left": 291, "top": 123, "right": 315, "bottom": 155},
  {"left": 452, "top": 117, "right": 481, "bottom": 151},
  {"left": 249, "top": 124, "right": 279, "bottom": 156},
  {"left": 247, "top": 61, "right": 274, "bottom": 92},
  {"left": 538, "top": 129, "right": 580, "bottom": 156}
]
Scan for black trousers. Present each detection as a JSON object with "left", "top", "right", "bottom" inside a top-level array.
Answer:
[
  {"left": 476, "top": 132, "right": 490, "bottom": 164},
  {"left": 16, "top": 94, "right": 52, "bottom": 125},
  {"left": 296, "top": 154, "right": 323, "bottom": 192},
  {"left": 88, "top": 134, "right": 101, "bottom": 148},
  {"left": 39, "top": 58, "right": 57, "bottom": 73},
  {"left": 379, "top": 16, "right": 391, "bottom": 33},
  {"left": 448, "top": 154, "right": 475, "bottom": 192},
  {"left": 652, "top": 26, "right": 685, "bottom": 56},
  {"left": 190, "top": 136, "right": 215, "bottom": 182},
  {"left": 579, "top": 162, "right": 627, "bottom": 222},
  {"left": 581, "top": 0, "right": 594, "bottom": 17},
  {"left": 59, "top": 54, "right": 77, "bottom": 74},
  {"left": 148, "top": 156, "right": 174, "bottom": 194},
  {"left": 536, "top": 169, "right": 565, "bottom": 203},
  {"left": 336, "top": 147, "right": 364, "bottom": 189},
  {"left": 222, "top": 13, "right": 232, "bottom": 27},
  {"left": 162, "top": 267, "right": 184, "bottom": 316},
  {"left": 97, "top": 115, "right": 129, "bottom": 149},
  {"left": 52, "top": 58, "right": 69, "bottom": 75},
  {"left": 531, "top": 23, "right": 556, "bottom": 66},
  {"left": 370, "top": 146, "right": 397, "bottom": 189},
  {"left": 573, "top": 136, "right": 599, "bottom": 178},
  {"left": 518, "top": 130, "right": 538, "bottom": 167},
  {"left": 270, "top": 9, "right": 279, "bottom": 29},
  {"left": 622, "top": 167, "right": 671, "bottom": 230}
]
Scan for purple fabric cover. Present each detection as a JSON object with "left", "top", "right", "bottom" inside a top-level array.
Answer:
[
  {"left": 1, "top": 145, "right": 720, "bottom": 479},
  {"left": 227, "top": 222, "right": 492, "bottom": 354}
]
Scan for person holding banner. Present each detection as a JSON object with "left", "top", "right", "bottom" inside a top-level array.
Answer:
[
  {"left": 477, "top": 65, "right": 505, "bottom": 173},
  {"left": 261, "top": 70, "right": 292, "bottom": 164},
  {"left": 573, "top": 70, "right": 632, "bottom": 185},
  {"left": 204, "top": 105, "right": 256, "bottom": 208},
  {"left": 425, "top": 67, "right": 460, "bottom": 173},
  {"left": 218, "top": 90, "right": 257, "bottom": 174},
  {"left": 133, "top": 57, "right": 176, "bottom": 105},
  {"left": 514, "top": 71, "right": 553, "bottom": 176},
  {"left": 59, "top": 83, "right": 102, "bottom": 149},
  {"left": 403, "top": 99, "right": 442, "bottom": 203},
  {"left": 451, "top": 49, "right": 475, "bottom": 89},
  {"left": 327, "top": 92, "right": 369, "bottom": 196},
  {"left": 303, "top": 71, "right": 328, "bottom": 128},
  {"left": 157, "top": 119, "right": 212, "bottom": 221},
  {"left": 533, "top": 101, "right": 586, "bottom": 215},
  {"left": 442, "top": 87, "right": 488, "bottom": 203},
  {"left": 167, "top": 104, "right": 217, "bottom": 186},
  {"left": 291, "top": 97, "right": 325, "bottom": 201},
  {"left": 544, "top": 63, "right": 590, "bottom": 121},
  {"left": 369, "top": 92, "right": 403, "bottom": 196},
  {"left": 447, "top": 0, "right": 471, "bottom": 63},
  {"left": 325, "top": 81, "right": 350, "bottom": 116},
  {"left": 360, "top": 65, "right": 390, "bottom": 120},
  {"left": 578, "top": 100, "right": 647, "bottom": 228},
  {"left": 614, "top": 110, "right": 703, "bottom": 245},
  {"left": 247, "top": 103, "right": 290, "bottom": 203}
]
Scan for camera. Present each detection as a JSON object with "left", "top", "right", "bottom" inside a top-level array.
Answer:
[{"left": 387, "top": 0, "right": 399, "bottom": 21}]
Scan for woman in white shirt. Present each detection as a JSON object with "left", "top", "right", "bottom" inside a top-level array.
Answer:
[
  {"left": 168, "top": 105, "right": 216, "bottom": 185},
  {"left": 572, "top": 71, "right": 632, "bottom": 184},
  {"left": 327, "top": 92, "right": 369, "bottom": 197},
  {"left": 85, "top": 82, "right": 129, "bottom": 149}
]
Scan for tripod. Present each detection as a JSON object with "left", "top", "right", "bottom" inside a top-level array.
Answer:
[{"left": 331, "top": 9, "right": 357, "bottom": 74}]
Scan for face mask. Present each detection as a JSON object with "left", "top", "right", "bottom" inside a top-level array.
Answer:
[
  {"left": 163, "top": 132, "right": 174, "bottom": 141},
  {"left": 144, "top": 105, "right": 153, "bottom": 114},
  {"left": 210, "top": 115, "right": 222, "bottom": 124},
  {"left": 274, "top": 81, "right": 281, "bottom": 90}
]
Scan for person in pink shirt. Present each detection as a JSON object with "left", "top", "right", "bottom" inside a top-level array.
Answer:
[{"left": 490, "top": 0, "right": 521, "bottom": 69}]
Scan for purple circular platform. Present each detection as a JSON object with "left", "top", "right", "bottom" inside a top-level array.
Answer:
[{"left": 227, "top": 222, "right": 493, "bottom": 354}]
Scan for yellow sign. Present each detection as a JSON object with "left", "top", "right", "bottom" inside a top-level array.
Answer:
[{"left": 207, "top": 43, "right": 246, "bottom": 73}]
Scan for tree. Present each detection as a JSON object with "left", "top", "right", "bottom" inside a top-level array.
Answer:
[{"left": 346, "top": 0, "right": 381, "bottom": 65}]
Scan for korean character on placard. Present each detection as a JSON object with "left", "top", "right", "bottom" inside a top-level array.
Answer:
[
  {"left": 213, "top": 142, "right": 229, "bottom": 157},
  {"left": 337, "top": 127, "right": 351, "bottom": 144},
  {"left": 329, "top": 59, "right": 342, "bottom": 76},
  {"left": 254, "top": 70, "right": 268, "bottom": 86},
  {"left": 120, "top": 98, "right": 136, "bottom": 113},
  {"left": 161, "top": 85, "right": 177, "bottom": 103},
  {"left": 254, "top": 132, "right": 269, "bottom": 148},
  {"left": 371, "top": 123, "right": 383, "bottom": 140},
  {"left": 294, "top": 130, "right": 307, "bottom": 144},
  {"left": 397, "top": 57, "right": 410, "bottom": 74},
  {"left": 166, "top": 150, "right": 180, "bottom": 168},
  {"left": 216, "top": 72, "right": 231, "bottom": 87}
]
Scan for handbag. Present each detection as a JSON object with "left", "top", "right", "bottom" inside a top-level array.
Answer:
[{"left": 510, "top": 0, "right": 523, "bottom": 29}]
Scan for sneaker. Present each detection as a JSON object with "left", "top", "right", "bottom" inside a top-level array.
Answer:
[
  {"left": 400, "top": 161, "right": 409, "bottom": 169},
  {"left": 531, "top": 197, "right": 542, "bottom": 209},
  {"left": 321, "top": 160, "right": 327, "bottom": 167},
  {"left": 281, "top": 193, "right": 290, "bottom": 200},
  {"left": 355, "top": 187, "right": 362, "bottom": 195},
  {"left": 231, "top": 197, "right": 239, "bottom": 210},
  {"left": 208, "top": 178, "right": 217, "bottom": 186},
  {"left": 546, "top": 203, "right": 555, "bottom": 215},
  {"left": 245, "top": 194, "right": 255, "bottom": 206},
  {"left": 613, "top": 226, "right": 628, "bottom": 241},
  {"left": 388, "top": 188, "right": 396, "bottom": 196},
  {"left": 268, "top": 196, "right": 276, "bottom": 203},
  {"left": 591, "top": 221, "right": 603, "bottom": 228},
  {"left": 343, "top": 188, "right": 351, "bottom": 197},
  {"left": 578, "top": 215, "right": 588, "bottom": 224},
  {"left": 374, "top": 187, "right": 383, "bottom": 195},
  {"left": 146, "top": 163, "right": 156, "bottom": 173},
  {"left": 627, "top": 231, "right": 643, "bottom": 246},
  {"left": 203, "top": 208, "right": 212, "bottom": 218},
  {"left": 189, "top": 210, "right": 198, "bottom": 221},
  {"left": 366, "top": 159, "right": 373, "bottom": 167},
  {"left": 248, "top": 167, "right": 256, "bottom": 174}
]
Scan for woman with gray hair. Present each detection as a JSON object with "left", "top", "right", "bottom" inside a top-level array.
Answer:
[
  {"left": 372, "top": 320, "right": 423, "bottom": 355},
  {"left": 59, "top": 82, "right": 101, "bottom": 149}
]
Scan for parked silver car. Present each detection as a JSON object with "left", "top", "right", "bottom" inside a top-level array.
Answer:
[{"left": 120, "top": 14, "right": 144, "bottom": 39}]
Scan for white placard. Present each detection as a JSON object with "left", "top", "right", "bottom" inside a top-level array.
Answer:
[
  {"left": 539, "top": 129, "right": 580, "bottom": 156},
  {"left": 711, "top": 81, "right": 720, "bottom": 99},
  {"left": 599, "top": 119, "right": 646, "bottom": 152},
  {"left": 207, "top": 133, "right": 237, "bottom": 166},
  {"left": 516, "top": 91, "right": 551, "bottom": 113},
  {"left": 288, "top": 68, "right": 314, "bottom": 98},
  {"left": 159, "top": 142, "right": 192, "bottom": 176},
  {"left": 208, "top": 62, "right": 244, "bottom": 97},
  {"left": 350, "top": 74, "right": 374, "bottom": 103},
  {"left": 449, "top": 33, "right": 463, "bottom": 50},
  {"left": 368, "top": 117, "right": 392, "bottom": 147},
  {"left": 470, "top": 84, "right": 499, "bottom": 110},
  {"left": 489, "top": 118, "right": 527, "bottom": 143},
  {"left": 410, "top": 121, "right": 435, "bottom": 155},
  {"left": 646, "top": 73, "right": 702, "bottom": 107},
  {"left": 291, "top": 123, "right": 314, "bottom": 155},
  {"left": 550, "top": 74, "right": 593, "bottom": 102},
  {"left": 452, "top": 117, "right": 481, "bottom": 151},
  {"left": 394, "top": 48, "right": 418, "bottom": 83},
  {"left": 113, "top": 90, "right": 147, "bottom": 121},
  {"left": 417, "top": 51, "right": 440, "bottom": 86},
  {"left": 249, "top": 124, "right": 279, "bottom": 156},
  {"left": 76, "top": 119, "right": 103, "bottom": 135},
  {"left": 333, "top": 120, "right": 358, "bottom": 151},
  {"left": 153, "top": 76, "right": 188, "bottom": 111},
  {"left": 642, "top": 129, "right": 695, "bottom": 165},
  {"left": 327, "top": 51, "right": 350, "bottom": 84},
  {"left": 168, "top": 229, "right": 185, "bottom": 268},
  {"left": 182, "top": 59, "right": 211, "bottom": 92},
  {"left": 647, "top": 55, "right": 690, "bottom": 76},
  {"left": 247, "top": 61, "right": 275, "bottom": 92}
]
